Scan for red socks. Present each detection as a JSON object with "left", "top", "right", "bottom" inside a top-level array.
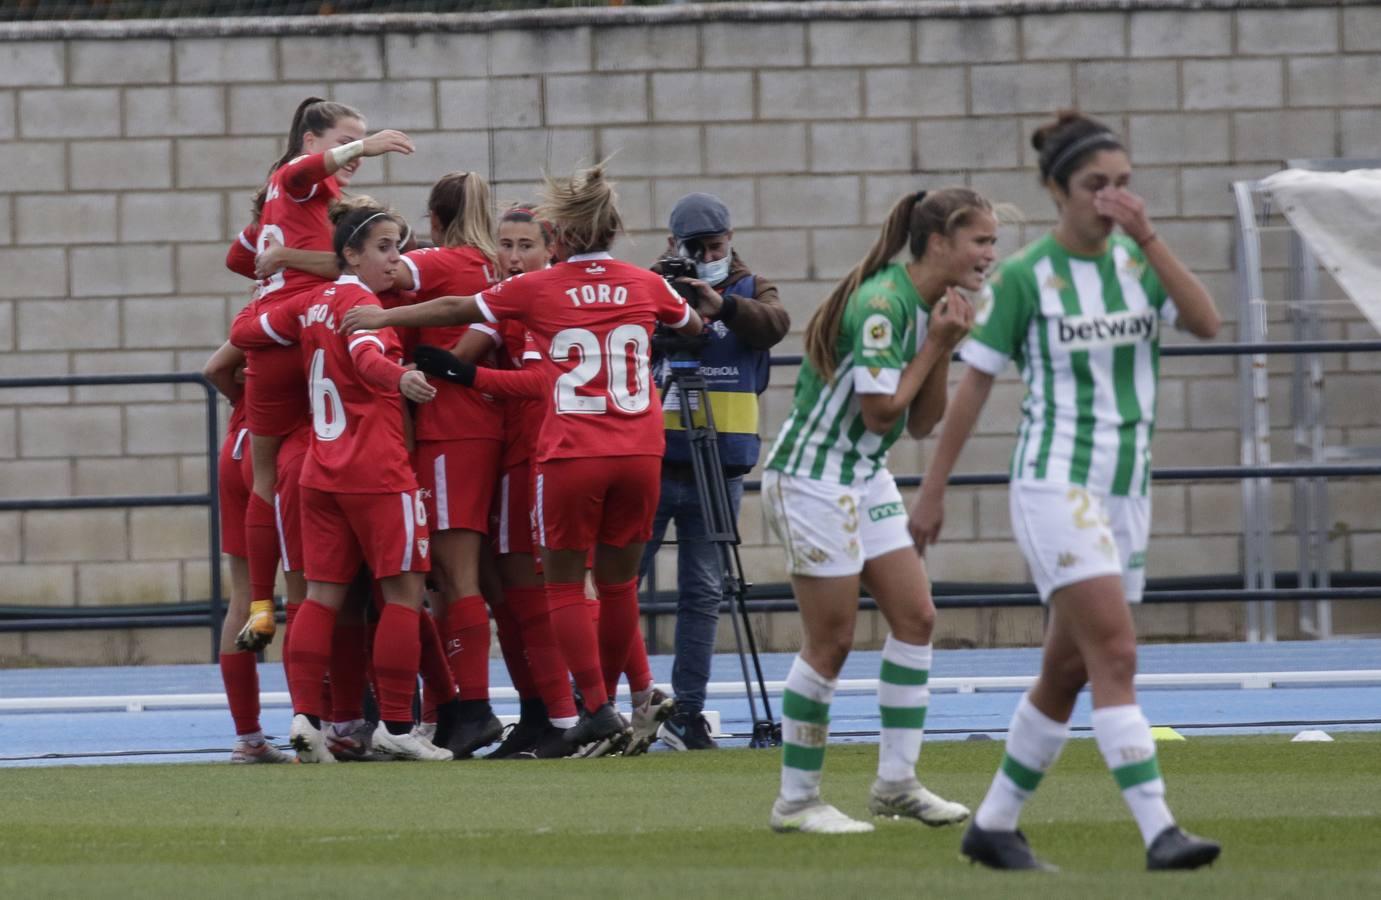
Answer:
[
  {"left": 281, "top": 600, "right": 300, "bottom": 684},
  {"left": 508, "top": 585, "right": 576, "bottom": 720},
  {"left": 245, "top": 492, "right": 280, "bottom": 602},
  {"left": 219, "top": 651, "right": 261, "bottom": 736},
  {"left": 492, "top": 599, "right": 538, "bottom": 700},
  {"left": 548, "top": 581, "right": 607, "bottom": 712},
  {"left": 445, "top": 594, "right": 491, "bottom": 702},
  {"left": 372, "top": 604, "right": 421, "bottom": 725},
  {"left": 329, "top": 620, "right": 369, "bottom": 723},
  {"left": 597, "top": 579, "right": 643, "bottom": 700},
  {"left": 624, "top": 621, "right": 654, "bottom": 696},
  {"left": 418, "top": 609, "right": 458, "bottom": 708},
  {"left": 286, "top": 599, "right": 335, "bottom": 719}
]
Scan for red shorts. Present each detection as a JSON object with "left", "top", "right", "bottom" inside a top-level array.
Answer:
[
  {"left": 301, "top": 486, "right": 431, "bottom": 584},
  {"left": 243, "top": 344, "right": 309, "bottom": 437},
  {"left": 415, "top": 438, "right": 502, "bottom": 534},
  {"left": 535, "top": 455, "right": 661, "bottom": 552},
  {"left": 218, "top": 427, "right": 253, "bottom": 558},
  {"left": 491, "top": 462, "right": 535, "bottom": 557},
  {"left": 273, "top": 426, "right": 310, "bottom": 573}
]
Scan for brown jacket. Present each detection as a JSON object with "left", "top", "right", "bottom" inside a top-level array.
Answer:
[{"left": 652, "top": 251, "right": 790, "bottom": 351}]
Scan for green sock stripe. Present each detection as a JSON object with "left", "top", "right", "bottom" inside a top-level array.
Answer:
[
  {"left": 1001, "top": 753, "right": 1045, "bottom": 792},
  {"left": 880, "top": 660, "right": 929, "bottom": 686},
  {"left": 1113, "top": 756, "right": 1162, "bottom": 790},
  {"left": 783, "top": 742, "right": 826, "bottom": 771},
  {"left": 782, "top": 688, "right": 831, "bottom": 724},
  {"left": 879, "top": 705, "right": 927, "bottom": 729}
]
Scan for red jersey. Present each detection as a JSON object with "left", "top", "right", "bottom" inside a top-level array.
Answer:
[
  {"left": 226, "top": 224, "right": 258, "bottom": 281},
  {"left": 475, "top": 253, "right": 691, "bottom": 462},
  {"left": 399, "top": 245, "right": 503, "bottom": 442},
  {"left": 230, "top": 275, "right": 417, "bottom": 495},
  {"left": 499, "top": 321, "right": 546, "bottom": 468},
  {"left": 254, "top": 152, "right": 339, "bottom": 301},
  {"left": 232, "top": 298, "right": 310, "bottom": 437}
]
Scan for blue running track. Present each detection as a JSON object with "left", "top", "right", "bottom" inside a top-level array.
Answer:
[{"left": 1, "top": 640, "right": 1378, "bottom": 767}]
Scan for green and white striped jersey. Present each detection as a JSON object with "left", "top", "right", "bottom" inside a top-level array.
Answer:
[
  {"left": 959, "top": 233, "right": 1176, "bottom": 497},
  {"left": 766, "top": 263, "right": 931, "bottom": 486}
]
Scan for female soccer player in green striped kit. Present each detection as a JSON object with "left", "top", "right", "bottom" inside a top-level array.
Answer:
[
  {"left": 913, "top": 112, "right": 1223, "bottom": 871},
  {"left": 762, "top": 189, "right": 996, "bottom": 834}
]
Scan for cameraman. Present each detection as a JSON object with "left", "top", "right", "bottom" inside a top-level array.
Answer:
[{"left": 642, "top": 193, "right": 789, "bottom": 750}]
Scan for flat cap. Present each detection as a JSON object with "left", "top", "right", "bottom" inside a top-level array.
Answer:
[{"left": 669, "top": 192, "right": 731, "bottom": 241}]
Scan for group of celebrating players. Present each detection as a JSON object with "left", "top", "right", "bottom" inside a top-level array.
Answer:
[
  {"left": 203, "top": 90, "right": 1224, "bottom": 871},
  {"left": 207, "top": 96, "right": 696, "bottom": 767}
]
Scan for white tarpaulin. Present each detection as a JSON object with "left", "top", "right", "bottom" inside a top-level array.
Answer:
[{"left": 1260, "top": 168, "right": 1381, "bottom": 331}]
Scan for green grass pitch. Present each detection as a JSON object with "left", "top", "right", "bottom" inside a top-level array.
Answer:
[{"left": 2, "top": 735, "right": 1378, "bottom": 898}]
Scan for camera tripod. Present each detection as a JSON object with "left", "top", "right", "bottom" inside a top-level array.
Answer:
[{"left": 661, "top": 357, "right": 780, "bottom": 748}]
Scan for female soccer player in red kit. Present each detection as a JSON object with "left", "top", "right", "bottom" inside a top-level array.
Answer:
[
  {"left": 201, "top": 341, "right": 288, "bottom": 764},
  {"left": 236, "top": 97, "right": 413, "bottom": 659},
  {"left": 479, "top": 205, "right": 586, "bottom": 759},
  {"left": 344, "top": 164, "right": 702, "bottom": 750},
  {"left": 382, "top": 171, "right": 508, "bottom": 758},
  {"left": 233, "top": 199, "right": 448, "bottom": 762}
]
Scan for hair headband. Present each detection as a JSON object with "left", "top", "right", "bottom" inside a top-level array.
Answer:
[
  {"left": 1046, "top": 131, "right": 1123, "bottom": 181},
  {"left": 346, "top": 211, "right": 390, "bottom": 247}
]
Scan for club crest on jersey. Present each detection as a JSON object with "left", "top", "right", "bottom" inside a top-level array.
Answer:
[
  {"left": 861, "top": 313, "right": 892, "bottom": 350},
  {"left": 1055, "top": 310, "right": 1158, "bottom": 350}
]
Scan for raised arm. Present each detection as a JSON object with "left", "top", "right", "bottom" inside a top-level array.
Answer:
[
  {"left": 1096, "top": 188, "right": 1220, "bottom": 339},
  {"left": 339, "top": 294, "right": 483, "bottom": 335},
  {"left": 858, "top": 290, "right": 972, "bottom": 436}
]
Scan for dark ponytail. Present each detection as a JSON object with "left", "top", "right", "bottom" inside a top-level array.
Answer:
[
  {"left": 1032, "top": 110, "right": 1124, "bottom": 189},
  {"left": 251, "top": 96, "right": 363, "bottom": 220},
  {"left": 804, "top": 187, "right": 993, "bottom": 380}
]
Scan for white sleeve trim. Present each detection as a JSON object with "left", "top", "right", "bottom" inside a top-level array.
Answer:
[
  {"left": 289, "top": 183, "right": 319, "bottom": 204},
  {"left": 348, "top": 334, "right": 386, "bottom": 355},
  {"left": 238, "top": 232, "right": 256, "bottom": 253},
  {"left": 471, "top": 323, "right": 503, "bottom": 346},
  {"left": 474, "top": 294, "right": 499, "bottom": 324},
  {"left": 259, "top": 312, "right": 293, "bottom": 346},
  {"left": 401, "top": 255, "right": 421, "bottom": 292},
  {"left": 668, "top": 305, "right": 692, "bottom": 330},
  {"left": 853, "top": 367, "right": 900, "bottom": 395},
  {"left": 522, "top": 350, "right": 542, "bottom": 362},
  {"left": 958, "top": 337, "right": 1010, "bottom": 376}
]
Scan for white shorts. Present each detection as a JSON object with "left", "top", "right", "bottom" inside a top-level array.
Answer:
[
  {"left": 1009, "top": 480, "right": 1149, "bottom": 603},
  {"left": 762, "top": 468, "right": 913, "bottom": 578}
]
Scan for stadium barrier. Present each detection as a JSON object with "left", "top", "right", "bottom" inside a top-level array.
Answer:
[
  {"left": 0, "top": 373, "right": 224, "bottom": 659},
  {"left": 4, "top": 338, "right": 1381, "bottom": 661}
]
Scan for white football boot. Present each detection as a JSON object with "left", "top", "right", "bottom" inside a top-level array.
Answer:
[
  {"left": 371, "top": 722, "right": 454, "bottom": 761},
  {"left": 288, "top": 714, "right": 337, "bottom": 764},
  {"left": 770, "top": 797, "right": 875, "bottom": 834},
  {"left": 868, "top": 778, "right": 970, "bottom": 826}
]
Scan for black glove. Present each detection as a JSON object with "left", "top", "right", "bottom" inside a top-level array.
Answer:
[{"left": 412, "top": 345, "right": 476, "bottom": 386}]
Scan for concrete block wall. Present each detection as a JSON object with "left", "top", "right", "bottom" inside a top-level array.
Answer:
[{"left": 1, "top": 1, "right": 1380, "bottom": 663}]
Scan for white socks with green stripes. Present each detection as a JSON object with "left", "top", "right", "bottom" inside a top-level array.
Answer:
[
  {"left": 780, "top": 655, "right": 836, "bottom": 803},
  {"left": 1091, "top": 704, "right": 1174, "bottom": 845},
  {"left": 877, "top": 635, "right": 931, "bottom": 783},
  {"left": 974, "top": 693, "right": 1070, "bottom": 831}
]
